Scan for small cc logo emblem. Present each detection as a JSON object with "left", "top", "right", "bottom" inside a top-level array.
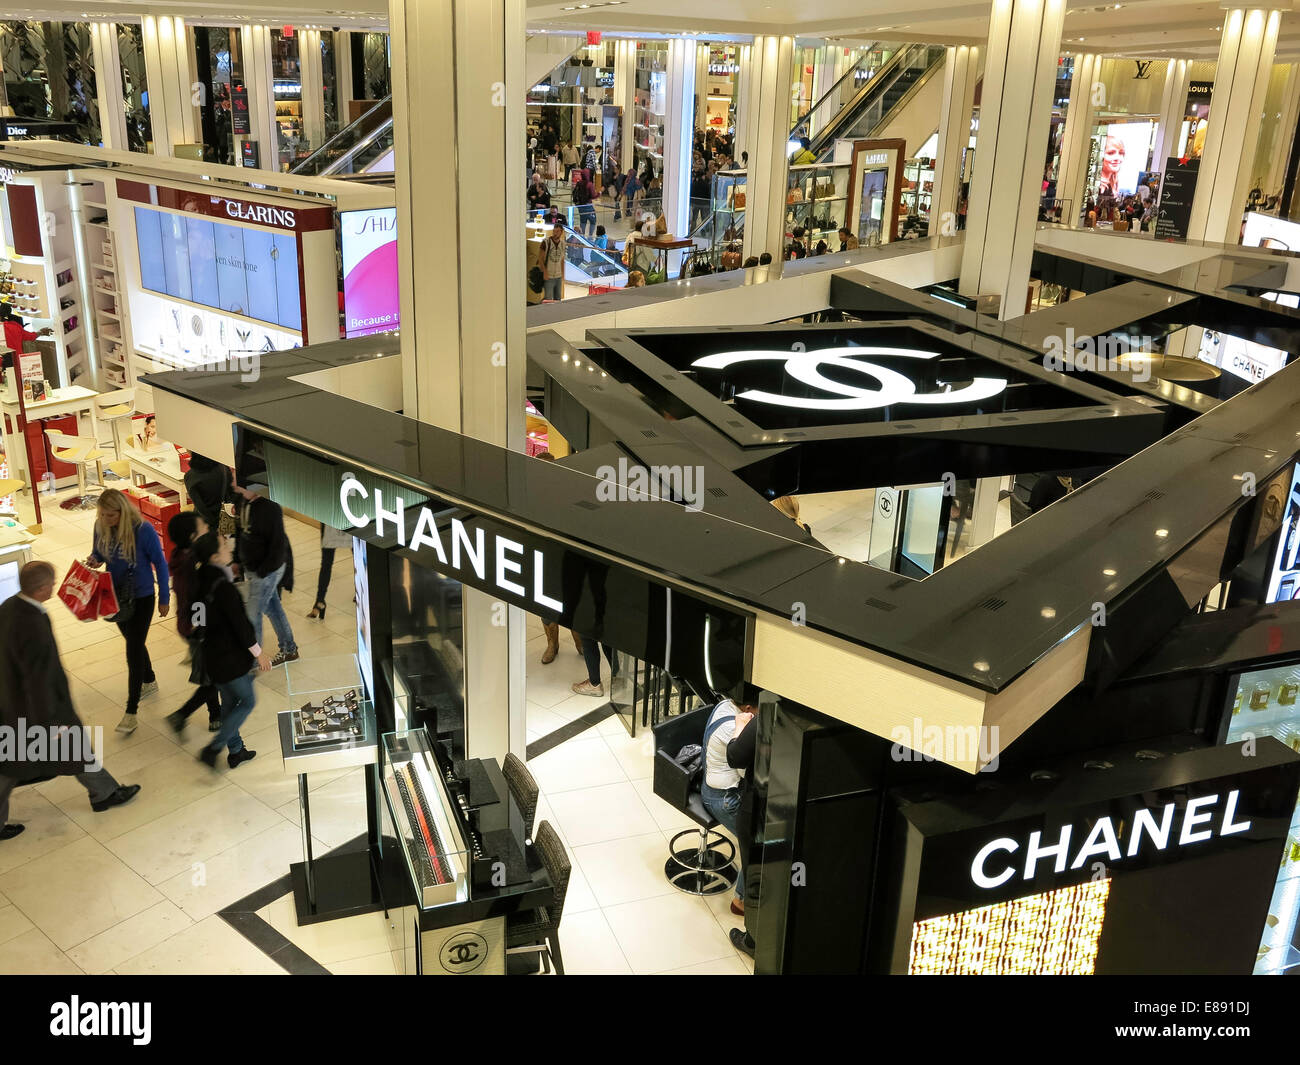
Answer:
[{"left": 440, "top": 931, "right": 489, "bottom": 973}]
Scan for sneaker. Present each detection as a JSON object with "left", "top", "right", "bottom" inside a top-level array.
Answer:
[
  {"left": 140, "top": 681, "right": 159, "bottom": 698},
  {"left": 270, "top": 649, "right": 300, "bottom": 667},
  {"left": 165, "top": 710, "right": 186, "bottom": 736},
  {"left": 115, "top": 714, "right": 138, "bottom": 735},
  {"left": 91, "top": 784, "right": 141, "bottom": 812},
  {"left": 227, "top": 748, "right": 257, "bottom": 769},
  {"left": 198, "top": 746, "right": 219, "bottom": 769},
  {"left": 208, "top": 718, "right": 222, "bottom": 733},
  {"left": 571, "top": 679, "right": 603, "bottom": 697},
  {"left": 0, "top": 824, "right": 25, "bottom": 841},
  {"left": 729, "top": 927, "right": 755, "bottom": 959}
]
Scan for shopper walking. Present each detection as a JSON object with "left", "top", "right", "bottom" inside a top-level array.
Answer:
[
  {"left": 232, "top": 482, "right": 299, "bottom": 666},
  {"left": 573, "top": 170, "right": 597, "bottom": 238},
  {"left": 561, "top": 141, "right": 579, "bottom": 182},
  {"left": 165, "top": 512, "right": 222, "bottom": 735},
  {"left": 183, "top": 452, "right": 231, "bottom": 532},
  {"left": 308, "top": 522, "right": 353, "bottom": 620},
  {"left": 88, "top": 488, "right": 170, "bottom": 735},
  {"left": 0, "top": 562, "right": 140, "bottom": 840},
  {"left": 190, "top": 533, "right": 270, "bottom": 769},
  {"left": 537, "top": 222, "right": 567, "bottom": 302}
]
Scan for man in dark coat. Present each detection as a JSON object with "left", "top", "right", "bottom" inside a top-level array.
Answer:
[{"left": 0, "top": 562, "right": 140, "bottom": 839}]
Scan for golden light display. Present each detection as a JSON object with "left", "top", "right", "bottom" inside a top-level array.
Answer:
[{"left": 908, "top": 879, "right": 1111, "bottom": 975}]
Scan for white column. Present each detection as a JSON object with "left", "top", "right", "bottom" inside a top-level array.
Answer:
[
  {"left": 1186, "top": 8, "right": 1283, "bottom": 244},
  {"left": 1055, "top": 52, "right": 1099, "bottom": 223},
  {"left": 335, "top": 31, "right": 355, "bottom": 113},
  {"left": 933, "top": 44, "right": 979, "bottom": 236},
  {"left": 141, "top": 15, "right": 199, "bottom": 155},
  {"left": 734, "top": 43, "right": 751, "bottom": 161},
  {"left": 390, "top": 0, "right": 527, "bottom": 760},
  {"left": 958, "top": 0, "right": 1065, "bottom": 318},
  {"left": 694, "top": 41, "right": 709, "bottom": 135},
  {"left": 741, "top": 34, "right": 795, "bottom": 263},
  {"left": 239, "top": 25, "right": 278, "bottom": 170},
  {"left": 613, "top": 37, "right": 636, "bottom": 176},
  {"left": 1266, "top": 63, "right": 1300, "bottom": 194},
  {"left": 91, "top": 22, "right": 128, "bottom": 150},
  {"left": 662, "top": 37, "right": 697, "bottom": 240},
  {"left": 1150, "top": 57, "right": 1190, "bottom": 172},
  {"left": 299, "top": 29, "right": 326, "bottom": 150}
]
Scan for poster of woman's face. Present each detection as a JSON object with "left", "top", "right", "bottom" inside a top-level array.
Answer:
[{"left": 1096, "top": 122, "right": 1152, "bottom": 196}]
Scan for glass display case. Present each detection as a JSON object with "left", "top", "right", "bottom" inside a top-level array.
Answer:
[
  {"left": 785, "top": 161, "right": 850, "bottom": 246},
  {"left": 633, "top": 42, "right": 667, "bottom": 177},
  {"left": 710, "top": 168, "right": 747, "bottom": 245},
  {"left": 382, "top": 729, "right": 472, "bottom": 909},
  {"left": 1224, "top": 662, "right": 1300, "bottom": 975},
  {"left": 279, "top": 653, "right": 377, "bottom": 772},
  {"left": 901, "top": 157, "right": 936, "bottom": 236}
]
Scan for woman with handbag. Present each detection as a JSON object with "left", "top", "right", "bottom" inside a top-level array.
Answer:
[
  {"left": 165, "top": 512, "right": 222, "bottom": 735},
  {"left": 87, "top": 488, "right": 170, "bottom": 735},
  {"left": 190, "top": 532, "right": 271, "bottom": 769}
]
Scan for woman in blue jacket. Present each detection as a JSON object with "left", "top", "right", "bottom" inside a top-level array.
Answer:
[{"left": 88, "top": 488, "right": 170, "bottom": 735}]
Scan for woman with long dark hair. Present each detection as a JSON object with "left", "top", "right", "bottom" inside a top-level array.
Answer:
[
  {"left": 87, "top": 488, "right": 170, "bottom": 735},
  {"left": 165, "top": 511, "right": 222, "bottom": 734},
  {"left": 190, "top": 532, "right": 270, "bottom": 769}
]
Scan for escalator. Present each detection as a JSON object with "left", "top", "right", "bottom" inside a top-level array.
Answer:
[
  {"left": 793, "top": 44, "right": 947, "bottom": 160},
  {"left": 292, "top": 96, "right": 394, "bottom": 177}
]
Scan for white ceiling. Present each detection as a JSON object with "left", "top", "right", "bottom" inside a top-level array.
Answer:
[{"left": 2, "top": 0, "right": 1299, "bottom": 59}]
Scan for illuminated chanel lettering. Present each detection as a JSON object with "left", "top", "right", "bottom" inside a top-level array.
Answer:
[
  {"left": 691, "top": 348, "right": 1008, "bottom": 412},
  {"left": 970, "top": 790, "right": 1253, "bottom": 888},
  {"left": 340, "top": 475, "right": 564, "bottom": 611}
]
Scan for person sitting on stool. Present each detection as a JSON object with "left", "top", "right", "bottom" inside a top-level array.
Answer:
[{"left": 700, "top": 690, "right": 759, "bottom": 956}]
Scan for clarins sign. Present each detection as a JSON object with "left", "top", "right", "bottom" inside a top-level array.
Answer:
[
  {"left": 221, "top": 199, "right": 296, "bottom": 228},
  {"left": 339, "top": 475, "right": 563, "bottom": 611},
  {"left": 114, "top": 178, "right": 335, "bottom": 233}
]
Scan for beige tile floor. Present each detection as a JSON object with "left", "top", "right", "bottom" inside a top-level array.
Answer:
[{"left": 0, "top": 479, "right": 753, "bottom": 975}]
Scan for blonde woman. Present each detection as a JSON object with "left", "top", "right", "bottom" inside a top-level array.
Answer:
[
  {"left": 86, "top": 488, "right": 170, "bottom": 734},
  {"left": 771, "top": 494, "right": 811, "bottom": 536}
]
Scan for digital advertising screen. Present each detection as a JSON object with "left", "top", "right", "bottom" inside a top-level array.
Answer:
[
  {"left": 1265, "top": 463, "right": 1300, "bottom": 605},
  {"left": 340, "top": 207, "right": 399, "bottom": 338},
  {"left": 134, "top": 205, "right": 302, "bottom": 331},
  {"left": 1095, "top": 121, "right": 1152, "bottom": 197},
  {"left": 1197, "top": 328, "right": 1289, "bottom": 384},
  {"left": 1242, "top": 210, "right": 1300, "bottom": 252}
]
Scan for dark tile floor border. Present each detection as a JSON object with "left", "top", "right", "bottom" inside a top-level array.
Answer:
[{"left": 219, "top": 712, "right": 617, "bottom": 975}]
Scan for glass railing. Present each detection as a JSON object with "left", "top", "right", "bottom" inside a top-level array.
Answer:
[
  {"left": 527, "top": 216, "right": 628, "bottom": 288},
  {"left": 292, "top": 96, "right": 393, "bottom": 176},
  {"left": 790, "top": 45, "right": 894, "bottom": 145}
]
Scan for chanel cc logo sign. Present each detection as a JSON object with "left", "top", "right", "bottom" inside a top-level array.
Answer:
[
  {"left": 691, "top": 348, "right": 1008, "bottom": 412},
  {"left": 439, "top": 930, "right": 489, "bottom": 973}
]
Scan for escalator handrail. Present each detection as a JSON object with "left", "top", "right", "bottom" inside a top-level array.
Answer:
[
  {"left": 806, "top": 44, "right": 941, "bottom": 156},
  {"left": 789, "top": 46, "right": 886, "bottom": 142},
  {"left": 291, "top": 95, "right": 393, "bottom": 175}
]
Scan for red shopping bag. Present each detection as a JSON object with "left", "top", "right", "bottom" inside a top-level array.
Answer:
[{"left": 57, "top": 560, "right": 116, "bottom": 621}]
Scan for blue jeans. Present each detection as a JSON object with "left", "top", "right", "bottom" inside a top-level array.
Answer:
[
  {"left": 245, "top": 564, "right": 296, "bottom": 654},
  {"left": 211, "top": 672, "right": 256, "bottom": 754},
  {"left": 701, "top": 781, "right": 743, "bottom": 899},
  {"left": 542, "top": 276, "right": 562, "bottom": 301}
]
